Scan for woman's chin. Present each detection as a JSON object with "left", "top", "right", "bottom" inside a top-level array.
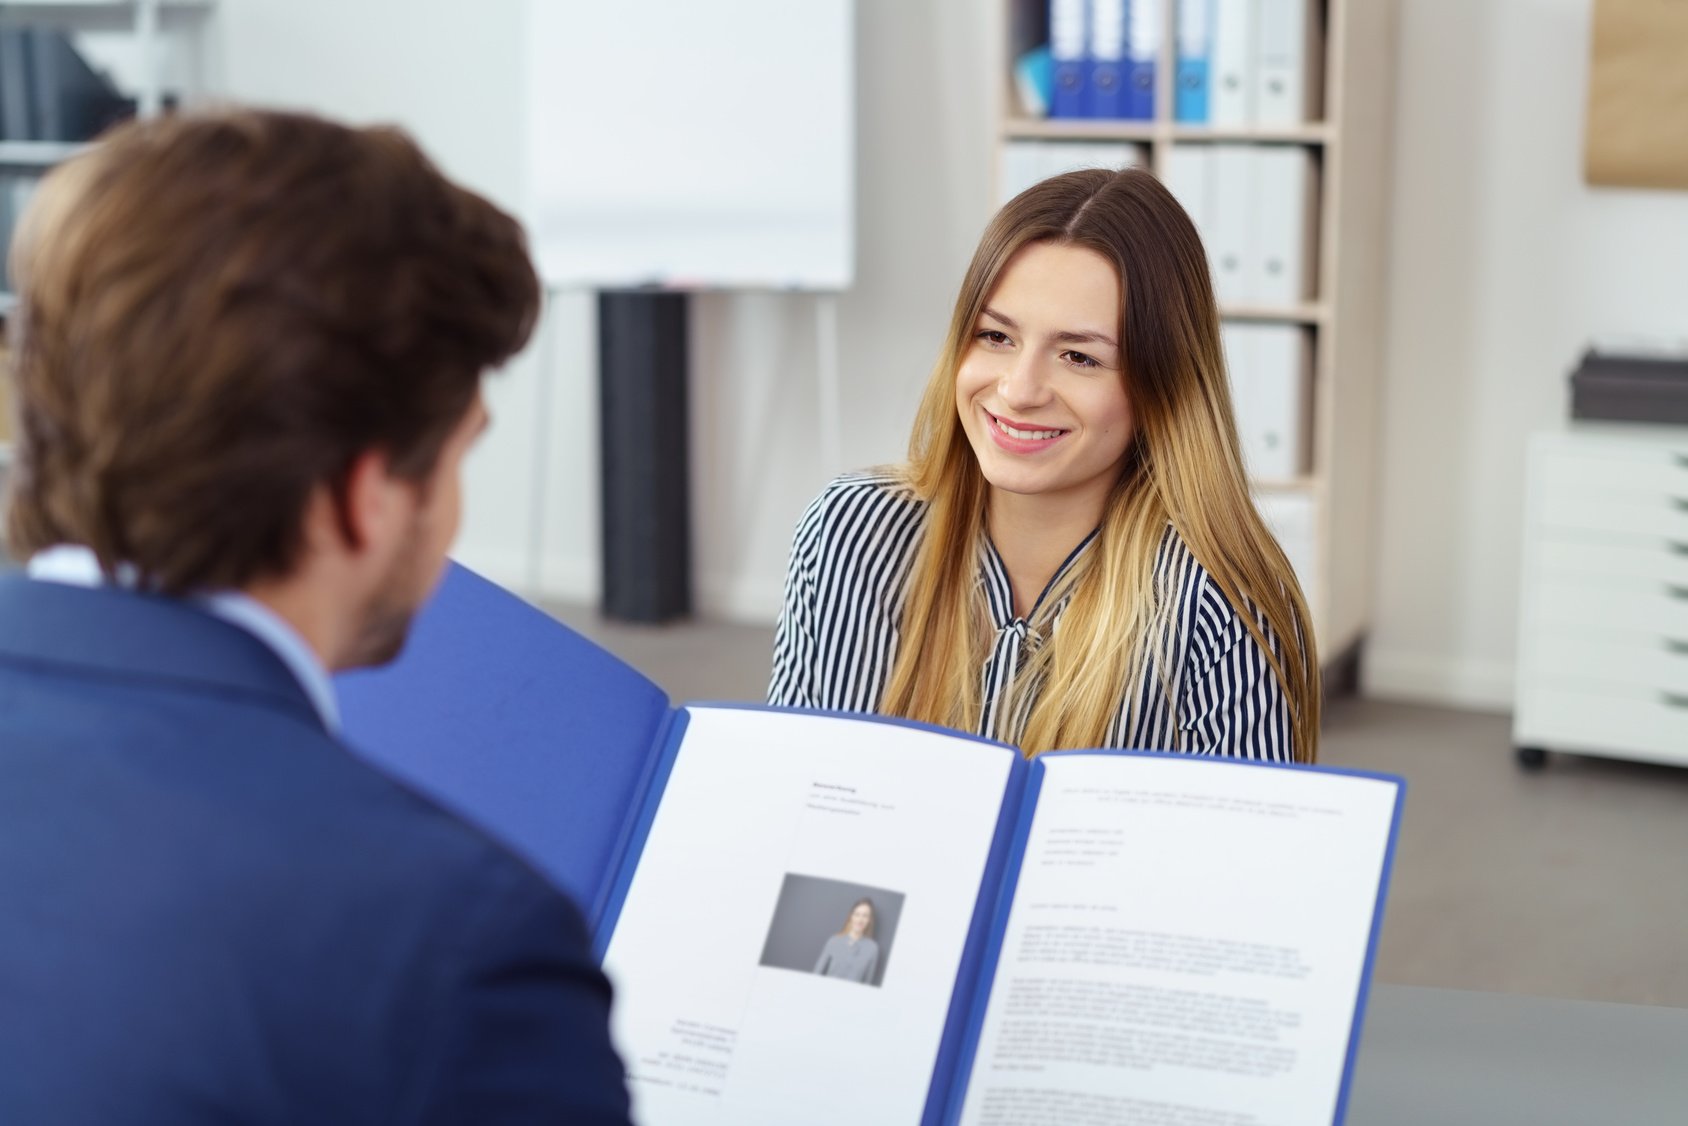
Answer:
[{"left": 978, "top": 467, "right": 1060, "bottom": 499}]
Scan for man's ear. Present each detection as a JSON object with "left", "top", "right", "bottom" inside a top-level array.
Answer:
[{"left": 313, "top": 448, "right": 404, "bottom": 558}]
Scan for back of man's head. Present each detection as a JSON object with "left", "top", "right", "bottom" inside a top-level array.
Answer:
[{"left": 3, "top": 109, "right": 540, "bottom": 595}]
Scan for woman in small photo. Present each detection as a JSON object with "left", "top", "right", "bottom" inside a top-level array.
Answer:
[
  {"left": 769, "top": 168, "right": 1318, "bottom": 762},
  {"left": 813, "top": 898, "right": 879, "bottom": 984}
]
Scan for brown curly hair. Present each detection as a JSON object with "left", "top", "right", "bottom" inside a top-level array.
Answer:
[{"left": 3, "top": 108, "right": 540, "bottom": 594}]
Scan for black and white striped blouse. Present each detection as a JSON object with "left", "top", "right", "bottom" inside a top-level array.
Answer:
[{"left": 769, "top": 471, "right": 1294, "bottom": 761}]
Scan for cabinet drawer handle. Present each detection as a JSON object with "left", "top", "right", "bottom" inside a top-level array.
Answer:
[
  {"left": 1664, "top": 692, "right": 1688, "bottom": 710},
  {"left": 1672, "top": 585, "right": 1688, "bottom": 600},
  {"left": 1675, "top": 498, "right": 1688, "bottom": 513},
  {"left": 1669, "top": 639, "right": 1688, "bottom": 656},
  {"left": 1672, "top": 542, "right": 1688, "bottom": 556},
  {"left": 1675, "top": 453, "right": 1688, "bottom": 470}
]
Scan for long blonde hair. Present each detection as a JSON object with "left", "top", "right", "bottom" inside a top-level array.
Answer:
[{"left": 879, "top": 168, "right": 1319, "bottom": 762}]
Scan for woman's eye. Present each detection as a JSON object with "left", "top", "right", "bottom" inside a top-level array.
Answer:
[
  {"left": 1063, "top": 350, "right": 1100, "bottom": 368},
  {"left": 976, "top": 330, "right": 1011, "bottom": 346}
]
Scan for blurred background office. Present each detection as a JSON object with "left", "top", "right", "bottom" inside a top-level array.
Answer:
[{"left": 1, "top": 0, "right": 1684, "bottom": 1008}]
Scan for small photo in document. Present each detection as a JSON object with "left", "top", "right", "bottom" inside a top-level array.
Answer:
[{"left": 758, "top": 873, "right": 905, "bottom": 989}]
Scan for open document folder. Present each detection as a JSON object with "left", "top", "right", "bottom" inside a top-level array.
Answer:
[{"left": 338, "top": 563, "right": 1404, "bottom": 1126}]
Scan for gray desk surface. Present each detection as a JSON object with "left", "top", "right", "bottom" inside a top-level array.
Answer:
[{"left": 1348, "top": 984, "right": 1688, "bottom": 1125}]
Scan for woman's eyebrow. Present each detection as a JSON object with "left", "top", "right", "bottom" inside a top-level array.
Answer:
[
  {"left": 1052, "top": 329, "right": 1119, "bottom": 349},
  {"left": 981, "top": 306, "right": 1118, "bottom": 349}
]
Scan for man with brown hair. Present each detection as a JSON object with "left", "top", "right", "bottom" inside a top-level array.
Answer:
[{"left": 0, "top": 110, "right": 632, "bottom": 1124}]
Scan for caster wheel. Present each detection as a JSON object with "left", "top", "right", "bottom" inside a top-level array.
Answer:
[{"left": 1515, "top": 746, "right": 1548, "bottom": 771}]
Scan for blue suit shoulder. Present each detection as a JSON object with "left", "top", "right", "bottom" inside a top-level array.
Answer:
[{"left": 0, "top": 579, "right": 632, "bottom": 1125}]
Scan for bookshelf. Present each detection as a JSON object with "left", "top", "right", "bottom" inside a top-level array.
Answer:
[
  {"left": 996, "top": 0, "right": 1397, "bottom": 679},
  {"left": 0, "top": 0, "right": 214, "bottom": 481},
  {"left": 0, "top": 140, "right": 94, "bottom": 165}
]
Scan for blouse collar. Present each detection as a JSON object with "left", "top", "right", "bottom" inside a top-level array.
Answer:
[{"left": 977, "top": 528, "right": 1101, "bottom": 630}]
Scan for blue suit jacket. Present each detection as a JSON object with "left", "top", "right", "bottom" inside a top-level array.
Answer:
[{"left": 0, "top": 576, "right": 633, "bottom": 1125}]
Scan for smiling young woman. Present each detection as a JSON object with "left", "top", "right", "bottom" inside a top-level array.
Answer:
[{"left": 769, "top": 168, "right": 1319, "bottom": 764}]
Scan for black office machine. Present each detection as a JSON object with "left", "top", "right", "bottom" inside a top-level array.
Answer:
[{"left": 1570, "top": 348, "right": 1688, "bottom": 426}]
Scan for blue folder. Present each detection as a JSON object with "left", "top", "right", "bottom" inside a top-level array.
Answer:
[
  {"left": 339, "top": 562, "right": 1404, "bottom": 1125},
  {"left": 337, "top": 562, "right": 674, "bottom": 923},
  {"left": 1175, "top": 0, "right": 1213, "bottom": 123},
  {"left": 1124, "top": 0, "right": 1157, "bottom": 121},
  {"left": 1049, "top": 0, "right": 1092, "bottom": 119},
  {"left": 1087, "top": 0, "right": 1128, "bottom": 119}
]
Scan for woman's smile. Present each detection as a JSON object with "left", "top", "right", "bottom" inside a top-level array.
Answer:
[{"left": 984, "top": 408, "right": 1071, "bottom": 452}]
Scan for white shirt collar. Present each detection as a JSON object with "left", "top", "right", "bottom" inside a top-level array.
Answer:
[{"left": 26, "top": 545, "right": 342, "bottom": 734}]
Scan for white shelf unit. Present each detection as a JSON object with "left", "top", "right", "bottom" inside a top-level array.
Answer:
[
  {"left": 0, "top": 0, "right": 215, "bottom": 309},
  {"left": 0, "top": 139, "right": 93, "bottom": 165},
  {"left": 2, "top": 1, "right": 216, "bottom": 528},
  {"left": 1514, "top": 427, "right": 1688, "bottom": 769},
  {"left": 996, "top": 0, "right": 1397, "bottom": 676}
]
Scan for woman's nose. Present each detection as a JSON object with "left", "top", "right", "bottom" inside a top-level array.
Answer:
[{"left": 997, "top": 355, "right": 1052, "bottom": 410}]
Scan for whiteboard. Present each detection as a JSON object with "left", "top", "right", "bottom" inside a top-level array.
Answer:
[{"left": 525, "top": 0, "right": 854, "bottom": 291}]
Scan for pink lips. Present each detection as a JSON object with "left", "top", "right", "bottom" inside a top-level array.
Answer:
[{"left": 983, "top": 409, "right": 1069, "bottom": 455}]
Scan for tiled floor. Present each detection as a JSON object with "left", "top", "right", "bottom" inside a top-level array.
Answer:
[{"left": 549, "top": 603, "right": 1688, "bottom": 1008}]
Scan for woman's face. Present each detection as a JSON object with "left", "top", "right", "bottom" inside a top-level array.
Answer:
[
  {"left": 847, "top": 903, "right": 872, "bottom": 938},
  {"left": 954, "top": 241, "right": 1133, "bottom": 518}
]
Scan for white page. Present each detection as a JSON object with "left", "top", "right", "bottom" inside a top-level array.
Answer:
[
  {"left": 959, "top": 755, "right": 1397, "bottom": 1126},
  {"left": 603, "top": 707, "right": 1016, "bottom": 1125}
]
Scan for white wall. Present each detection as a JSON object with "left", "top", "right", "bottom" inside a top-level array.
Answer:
[
  {"left": 1365, "top": 0, "right": 1688, "bottom": 710},
  {"left": 213, "top": 0, "right": 993, "bottom": 620},
  {"left": 686, "top": 1, "right": 994, "bottom": 618}
]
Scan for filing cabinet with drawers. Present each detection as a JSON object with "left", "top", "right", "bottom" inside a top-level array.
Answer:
[{"left": 1514, "top": 427, "right": 1688, "bottom": 767}]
